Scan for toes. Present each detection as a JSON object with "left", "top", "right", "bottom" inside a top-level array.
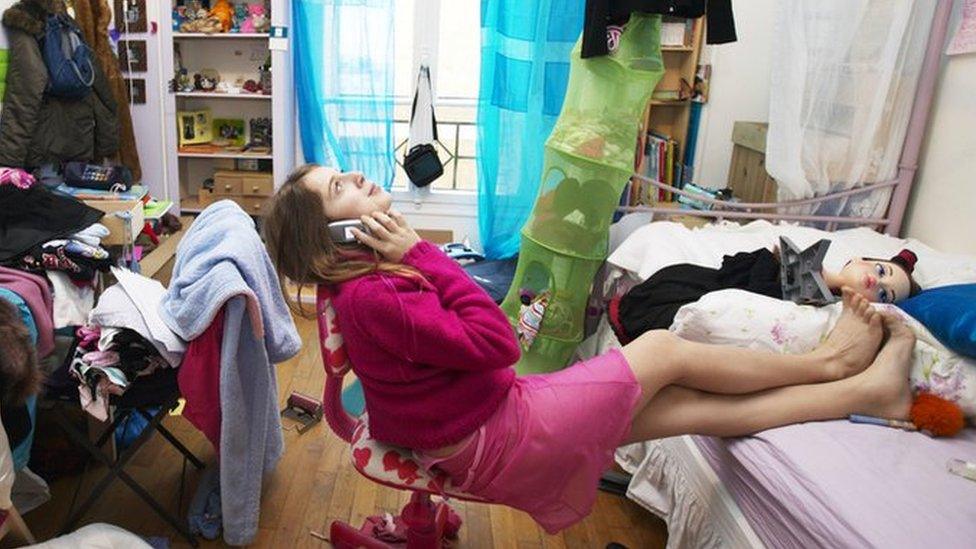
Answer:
[
  {"left": 880, "top": 311, "right": 902, "bottom": 332},
  {"left": 868, "top": 311, "right": 883, "bottom": 331}
]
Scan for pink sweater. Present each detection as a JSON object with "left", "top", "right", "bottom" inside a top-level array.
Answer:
[{"left": 332, "top": 241, "right": 519, "bottom": 449}]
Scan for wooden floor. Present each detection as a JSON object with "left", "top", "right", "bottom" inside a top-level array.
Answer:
[{"left": 24, "top": 316, "right": 668, "bottom": 548}]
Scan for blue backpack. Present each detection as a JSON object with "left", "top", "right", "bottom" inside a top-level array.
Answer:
[{"left": 41, "top": 13, "right": 95, "bottom": 99}]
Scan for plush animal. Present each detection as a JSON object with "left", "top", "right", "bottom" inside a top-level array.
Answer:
[
  {"left": 172, "top": 6, "right": 186, "bottom": 31},
  {"left": 232, "top": 2, "right": 248, "bottom": 32},
  {"left": 180, "top": 0, "right": 222, "bottom": 33},
  {"left": 244, "top": 3, "right": 269, "bottom": 33},
  {"left": 210, "top": 0, "right": 234, "bottom": 32}
]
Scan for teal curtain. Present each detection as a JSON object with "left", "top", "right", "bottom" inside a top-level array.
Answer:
[
  {"left": 476, "top": 0, "right": 585, "bottom": 259},
  {"left": 293, "top": 0, "right": 396, "bottom": 186}
]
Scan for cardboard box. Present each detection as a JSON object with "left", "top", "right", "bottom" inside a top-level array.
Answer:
[{"left": 84, "top": 199, "right": 144, "bottom": 246}]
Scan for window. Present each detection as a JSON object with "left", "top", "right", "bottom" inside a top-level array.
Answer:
[{"left": 392, "top": 0, "right": 480, "bottom": 192}]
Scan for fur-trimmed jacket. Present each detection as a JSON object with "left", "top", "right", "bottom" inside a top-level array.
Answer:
[{"left": 0, "top": 0, "right": 119, "bottom": 169}]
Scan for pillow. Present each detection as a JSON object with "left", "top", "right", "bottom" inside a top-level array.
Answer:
[
  {"left": 899, "top": 284, "right": 976, "bottom": 359},
  {"left": 670, "top": 290, "right": 976, "bottom": 420}
]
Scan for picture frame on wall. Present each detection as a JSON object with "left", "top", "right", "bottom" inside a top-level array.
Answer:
[
  {"left": 113, "top": 0, "right": 147, "bottom": 33},
  {"left": 118, "top": 40, "right": 147, "bottom": 72},
  {"left": 124, "top": 78, "right": 146, "bottom": 104}
]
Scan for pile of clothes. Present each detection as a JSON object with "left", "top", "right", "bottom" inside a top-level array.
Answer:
[
  {"left": 0, "top": 183, "right": 113, "bottom": 328},
  {"left": 70, "top": 267, "right": 187, "bottom": 421}
]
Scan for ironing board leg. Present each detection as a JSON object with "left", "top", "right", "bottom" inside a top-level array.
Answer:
[
  {"left": 54, "top": 404, "right": 199, "bottom": 547},
  {"left": 136, "top": 408, "right": 205, "bottom": 469}
]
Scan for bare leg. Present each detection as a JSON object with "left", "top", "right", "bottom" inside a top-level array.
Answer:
[
  {"left": 621, "top": 288, "right": 883, "bottom": 406},
  {"left": 624, "top": 314, "right": 915, "bottom": 443}
]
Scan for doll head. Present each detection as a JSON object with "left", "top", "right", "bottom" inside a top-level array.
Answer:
[{"left": 833, "top": 249, "right": 921, "bottom": 304}]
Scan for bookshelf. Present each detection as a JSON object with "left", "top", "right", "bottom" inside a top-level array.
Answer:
[
  {"left": 632, "top": 17, "right": 705, "bottom": 204},
  {"left": 159, "top": 1, "right": 295, "bottom": 217}
]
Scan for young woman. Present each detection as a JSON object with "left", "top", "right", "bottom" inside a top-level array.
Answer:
[{"left": 263, "top": 165, "right": 916, "bottom": 534}]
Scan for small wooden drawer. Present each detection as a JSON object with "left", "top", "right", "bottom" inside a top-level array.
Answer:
[
  {"left": 213, "top": 170, "right": 243, "bottom": 196},
  {"left": 241, "top": 174, "right": 274, "bottom": 196},
  {"left": 233, "top": 196, "right": 268, "bottom": 216}
]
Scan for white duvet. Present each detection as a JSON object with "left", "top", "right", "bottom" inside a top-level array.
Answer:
[{"left": 604, "top": 220, "right": 976, "bottom": 420}]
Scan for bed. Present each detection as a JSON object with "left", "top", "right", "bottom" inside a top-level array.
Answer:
[{"left": 581, "top": 219, "right": 976, "bottom": 548}]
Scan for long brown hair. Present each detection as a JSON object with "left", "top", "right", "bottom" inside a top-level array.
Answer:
[{"left": 264, "top": 164, "right": 420, "bottom": 317}]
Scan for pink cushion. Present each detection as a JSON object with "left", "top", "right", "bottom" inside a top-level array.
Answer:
[{"left": 349, "top": 416, "right": 487, "bottom": 502}]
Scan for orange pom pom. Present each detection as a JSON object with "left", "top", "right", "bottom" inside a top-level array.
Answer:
[{"left": 910, "top": 393, "right": 965, "bottom": 437}]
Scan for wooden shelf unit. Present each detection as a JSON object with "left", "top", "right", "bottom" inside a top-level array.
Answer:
[
  {"left": 634, "top": 17, "right": 705, "bottom": 200},
  {"left": 160, "top": 1, "right": 295, "bottom": 217}
]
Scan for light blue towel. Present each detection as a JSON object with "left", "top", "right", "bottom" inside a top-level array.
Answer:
[{"left": 159, "top": 200, "right": 300, "bottom": 545}]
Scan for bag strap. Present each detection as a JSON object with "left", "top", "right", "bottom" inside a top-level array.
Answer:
[{"left": 409, "top": 65, "right": 437, "bottom": 142}]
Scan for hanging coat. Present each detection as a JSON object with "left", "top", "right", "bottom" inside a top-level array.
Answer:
[{"left": 0, "top": 0, "right": 119, "bottom": 169}]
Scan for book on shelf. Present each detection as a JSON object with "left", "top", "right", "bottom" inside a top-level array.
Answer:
[{"left": 635, "top": 131, "right": 682, "bottom": 205}]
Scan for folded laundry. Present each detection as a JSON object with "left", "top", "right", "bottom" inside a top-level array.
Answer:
[
  {"left": 69, "top": 325, "right": 168, "bottom": 420},
  {"left": 89, "top": 275, "right": 185, "bottom": 368},
  {"left": 70, "top": 223, "right": 110, "bottom": 248}
]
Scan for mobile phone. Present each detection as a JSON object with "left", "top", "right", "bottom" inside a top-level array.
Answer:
[{"left": 327, "top": 219, "right": 368, "bottom": 244}]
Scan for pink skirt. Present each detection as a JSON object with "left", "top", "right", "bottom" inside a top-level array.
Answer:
[{"left": 414, "top": 350, "right": 641, "bottom": 534}]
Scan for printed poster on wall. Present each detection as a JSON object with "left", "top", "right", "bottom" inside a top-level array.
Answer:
[{"left": 947, "top": 0, "right": 976, "bottom": 55}]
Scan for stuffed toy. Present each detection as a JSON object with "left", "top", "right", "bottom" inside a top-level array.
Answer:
[
  {"left": 210, "top": 0, "right": 234, "bottom": 32},
  {"left": 232, "top": 2, "right": 248, "bottom": 32},
  {"left": 240, "top": 3, "right": 269, "bottom": 33}
]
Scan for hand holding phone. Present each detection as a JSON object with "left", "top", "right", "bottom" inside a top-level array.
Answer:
[
  {"left": 327, "top": 219, "right": 368, "bottom": 244},
  {"left": 353, "top": 210, "right": 420, "bottom": 263}
]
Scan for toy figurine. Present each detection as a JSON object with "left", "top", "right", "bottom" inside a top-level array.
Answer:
[
  {"left": 174, "top": 68, "right": 194, "bottom": 92},
  {"left": 231, "top": 2, "right": 247, "bottom": 32},
  {"left": 258, "top": 54, "right": 271, "bottom": 95},
  {"left": 194, "top": 68, "right": 220, "bottom": 92},
  {"left": 210, "top": 0, "right": 234, "bottom": 32},
  {"left": 172, "top": 6, "right": 186, "bottom": 31},
  {"left": 241, "top": 3, "right": 269, "bottom": 33}
]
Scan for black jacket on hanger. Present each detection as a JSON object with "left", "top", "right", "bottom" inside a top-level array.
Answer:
[{"left": 582, "top": 0, "right": 737, "bottom": 59}]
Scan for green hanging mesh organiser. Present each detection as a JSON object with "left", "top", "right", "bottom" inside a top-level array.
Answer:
[
  {"left": 503, "top": 14, "right": 665, "bottom": 374},
  {"left": 0, "top": 50, "right": 8, "bottom": 100}
]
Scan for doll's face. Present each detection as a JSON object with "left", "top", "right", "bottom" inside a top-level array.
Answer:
[{"left": 837, "top": 258, "right": 911, "bottom": 304}]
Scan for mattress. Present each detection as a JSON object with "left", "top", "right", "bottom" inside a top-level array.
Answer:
[
  {"left": 693, "top": 424, "right": 976, "bottom": 548},
  {"left": 616, "top": 437, "right": 763, "bottom": 549}
]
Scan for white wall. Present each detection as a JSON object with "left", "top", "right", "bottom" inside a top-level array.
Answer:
[
  {"left": 904, "top": 4, "right": 976, "bottom": 255},
  {"left": 692, "top": 0, "right": 776, "bottom": 189},
  {"left": 693, "top": 0, "right": 975, "bottom": 256}
]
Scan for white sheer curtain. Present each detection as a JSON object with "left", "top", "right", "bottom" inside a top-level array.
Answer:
[{"left": 766, "top": 0, "right": 936, "bottom": 219}]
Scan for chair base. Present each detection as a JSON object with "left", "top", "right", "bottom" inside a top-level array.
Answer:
[{"left": 329, "top": 492, "right": 462, "bottom": 549}]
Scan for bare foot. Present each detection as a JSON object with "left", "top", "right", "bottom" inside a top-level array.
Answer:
[
  {"left": 852, "top": 313, "right": 916, "bottom": 420},
  {"left": 813, "top": 287, "right": 884, "bottom": 380}
]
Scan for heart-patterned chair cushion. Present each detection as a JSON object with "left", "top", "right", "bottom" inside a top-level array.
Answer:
[{"left": 349, "top": 415, "right": 488, "bottom": 502}]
